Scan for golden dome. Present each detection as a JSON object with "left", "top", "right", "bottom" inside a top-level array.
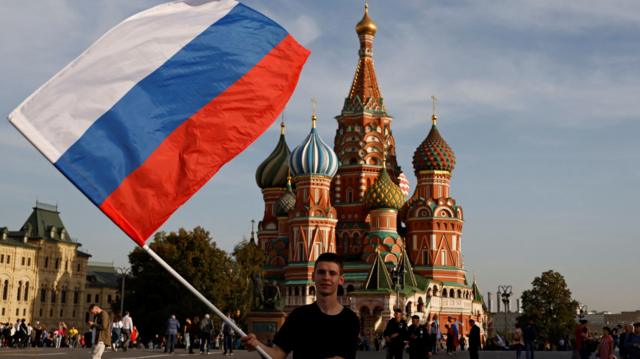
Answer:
[{"left": 356, "top": 2, "right": 377, "bottom": 36}]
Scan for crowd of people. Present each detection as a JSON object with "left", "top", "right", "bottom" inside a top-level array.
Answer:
[
  {"left": 0, "top": 319, "right": 88, "bottom": 349},
  {"left": 143, "top": 312, "right": 238, "bottom": 355},
  {"left": 375, "top": 311, "right": 481, "bottom": 359}
]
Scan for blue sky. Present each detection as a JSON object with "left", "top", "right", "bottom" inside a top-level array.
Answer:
[{"left": 1, "top": 0, "right": 638, "bottom": 312}]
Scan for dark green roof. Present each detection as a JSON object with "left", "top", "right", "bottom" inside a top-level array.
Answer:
[
  {"left": 87, "top": 263, "right": 120, "bottom": 288},
  {"left": 399, "top": 247, "right": 418, "bottom": 288},
  {"left": 363, "top": 251, "right": 393, "bottom": 291},
  {"left": 472, "top": 281, "right": 485, "bottom": 304},
  {"left": 21, "top": 202, "right": 73, "bottom": 242}
]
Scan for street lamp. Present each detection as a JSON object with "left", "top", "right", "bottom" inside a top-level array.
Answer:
[
  {"left": 391, "top": 258, "right": 406, "bottom": 312},
  {"left": 117, "top": 267, "right": 131, "bottom": 315},
  {"left": 579, "top": 304, "right": 588, "bottom": 320},
  {"left": 498, "top": 285, "right": 512, "bottom": 337}
]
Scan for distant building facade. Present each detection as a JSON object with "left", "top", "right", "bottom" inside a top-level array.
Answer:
[
  {"left": 85, "top": 262, "right": 120, "bottom": 318},
  {"left": 0, "top": 202, "right": 118, "bottom": 330}
]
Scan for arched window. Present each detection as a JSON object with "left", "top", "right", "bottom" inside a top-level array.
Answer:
[
  {"left": 309, "top": 286, "right": 316, "bottom": 296},
  {"left": 457, "top": 290, "right": 462, "bottom": 299},
  {"left": 2, "top": 280, "right": 8, "bottom": 300},
  {"left": 24, "top": 282, "right": 29, "bottom": 301},
  {"left": 61, "top": 288, "right": 67, "bottom": 304},
  {"left": 449, "top": 289, "right": 455, "bottom": 298},
  {"left": 442, "top": 289, "right": 448, "bottom": 298},
  {"left": 16, "top": 281, "right": 22, "bottom": 301}
]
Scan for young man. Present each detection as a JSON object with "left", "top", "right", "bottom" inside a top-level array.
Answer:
[
  {"left": 242, "top": 253, "right": 360, "bottom": 359},
  {"left": 87, "top": 304, "right": 111, "bottom": 359}
]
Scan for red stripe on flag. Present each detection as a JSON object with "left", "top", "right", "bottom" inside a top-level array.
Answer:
[{"left": 100, "top": 35, "right": 310, "bottom": 245}]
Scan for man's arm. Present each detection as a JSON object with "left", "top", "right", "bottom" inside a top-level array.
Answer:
[{"left": 241, "top": 334, "right": 287, "bottom": 359}]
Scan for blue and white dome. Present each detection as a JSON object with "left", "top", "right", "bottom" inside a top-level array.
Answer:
[{"left": 289, "top": 115, "right": 338, "bottom": 177}]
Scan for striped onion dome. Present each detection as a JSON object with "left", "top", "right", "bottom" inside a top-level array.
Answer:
[
  {"left": 364, "top": 167, "right": 406, "bottom": 210},
  {"left": 255, "top": 123, "right": 291, "bottom": 189},
  {"left": 275, "top": 178, "right": 296, "bottom": 216},
  {"left": 289, "top": 114, "right": 338, "bottom": 177},
  {"left": 412, "top": 115, "right": 456, "bottom": 173}
]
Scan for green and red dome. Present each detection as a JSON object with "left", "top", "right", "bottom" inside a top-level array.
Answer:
[{"left": 412, "top": 118, "right": 456, "bottom": 173}]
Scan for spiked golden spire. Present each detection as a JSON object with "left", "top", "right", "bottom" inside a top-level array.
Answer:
[
  {"left": 431, "top": 95, "right": 438, "bottom": 126},
  {"left": 356, "top": 1, "right": 377, "bottom": 36},
  {"left": 311, "top": 97, "right": 318, "bottom": 128}
]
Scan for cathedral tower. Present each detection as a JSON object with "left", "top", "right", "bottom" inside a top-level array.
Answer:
[
  {"left": 404, "top": 110, "right": 466, "bottom": 284},
  {"left": 255, "top": 121, "right": 291, "bottom": 262},
  {"left": 333, "top": 3, "right": 402, "bottom": 257},
  {"left": 285, "top": 111, "right": 339, "bottom": 307}
]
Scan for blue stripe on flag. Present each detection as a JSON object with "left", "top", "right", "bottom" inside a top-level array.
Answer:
[{"left": 55, "top": 3, "right": 288, "bottom": 205}]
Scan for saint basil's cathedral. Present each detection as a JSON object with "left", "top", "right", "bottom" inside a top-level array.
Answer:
[{"left": 253, "top": 4, "right": 486, "bottom": 338}]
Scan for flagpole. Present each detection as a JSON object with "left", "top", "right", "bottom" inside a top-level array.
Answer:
[{"left": 142, "top": 244, "right": 271, "bottom": 359}]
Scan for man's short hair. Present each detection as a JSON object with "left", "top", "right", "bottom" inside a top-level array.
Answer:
[
  {"left": 88, "top": 304, "right": 96, "bottom": 311},
  {"left": 411, "top": 315, "right": 420, "bottom": 320},
  {"left": 633, "top": 322, "right": 640, "bottom": 328},
  {"left": 314, "top": 252, "right": 344, "bottom": 274}
]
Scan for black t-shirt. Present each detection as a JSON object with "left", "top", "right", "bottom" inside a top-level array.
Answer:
[{"left": 273, "top": 302, "right": 360, "bottom": 359}]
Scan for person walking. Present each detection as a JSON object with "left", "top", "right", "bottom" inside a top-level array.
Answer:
[
  {"left": 407, "top": 315, "right": 429, "bottom": 359},
  {"left": 183, "top": 318, "right": 192, "bottom": 354},
  {"left": 469, "top": 319, "right": 481, "bottom": 359},
  {"left": 384, "top": 308, "right": 408, "bottom": 359},
  {"left": 598, "top": 327, "right": 614, "bottom": 359},
  {"left": 88, "top": 304, "right": 111, "bottom": 359},
  {"left": 513, "top": 323, "right": 525, "bottom": 359},
  {"left": 222, "top": 313, "right": 236, "bottom": 356},
  {"left": 624, "top": 323, "right": 640, "bottom": 359},
  {"left": 111, "top": 314, "right": 122, "bottom": 351},
  {"left": 621, "top": 324, "right": 634, "bottom": 359},
  {"left": 121, "top": 311, "right": 133, "bottom": 352},
  {"left": 430, "top": 315, "right": 441, "bottom": 354},
  {"left": 189, "top": 316, "right": 199, "bottom": 354},
  {"left": 164, "top": 314, "right": 180, "bottom": 354},
  {"left": 523, "top": 321, "right": 537, "bottom": 359},
  {"left": 199, "top": 314, "right": 213, "bottom": 354}
]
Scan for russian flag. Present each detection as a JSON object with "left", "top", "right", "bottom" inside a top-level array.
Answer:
[{"left": 8, "top": 0, "right": 310, "bottom": 246}]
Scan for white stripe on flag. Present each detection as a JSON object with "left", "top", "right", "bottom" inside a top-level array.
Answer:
[{"left": 8, "top": 0, "right": 237, "bottom": 163}]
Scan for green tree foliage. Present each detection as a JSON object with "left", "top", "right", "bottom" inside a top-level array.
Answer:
[
  {"left": 125, "top": 227, "right": 234, "bottom": 341},
  {"left": 519, "top": 270, "right": 578, "bottom": 345}
]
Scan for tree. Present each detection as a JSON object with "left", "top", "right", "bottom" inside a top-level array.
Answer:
[
  {"left": 519, "top": 270, "right": 578, "bottom": 346},
  {"left": 124, "top": 227, "right": 234, "bottom": 341}
]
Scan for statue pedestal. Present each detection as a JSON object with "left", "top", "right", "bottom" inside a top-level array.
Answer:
[{"left": 246, "top": 311, "right": 287, "bottom": 344}]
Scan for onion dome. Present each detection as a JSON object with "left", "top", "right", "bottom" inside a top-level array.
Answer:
[
  {"left": 356, "top": 2, "right": 377, "bottom": 36},
  {"left": 275, "top": 178, "right": 296, "bottom": 216},
  {"left": 412, "top": 115, "right": 456, "bottom": 173},
  {"left": 364, "top": 167, "right": 405, "bottom": 210},
  {"left": 289, "top": 114, "right": 338, "bottom": 177},
  {"left": 255, "top": 122, "right": 291, "bottom": 189}
]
